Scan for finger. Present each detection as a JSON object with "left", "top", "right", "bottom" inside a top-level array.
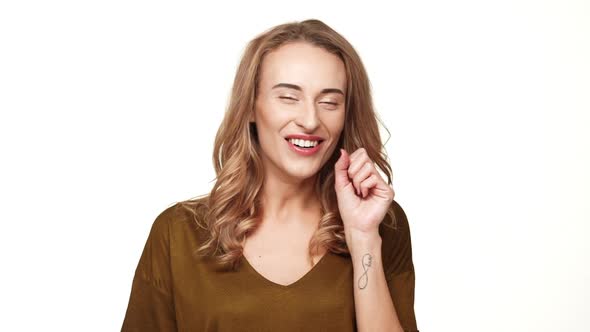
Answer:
[
  {"left": 348, "top": 147, "right": 366, "bottom": 166},
  {"left": 334, "top": 148, "right": 353, "bottom": 192},
  {"left": 364, "top": 172, "right": 395, "bottom": 200},
  {"left": 360, "top": 173, "right": 379, "bottom": 198},
  {"left": 347, "top": 155, "right": 366, "bottom": 179},
  {"left": 352, "top": 162, "right": 373, "bottom": 195}
]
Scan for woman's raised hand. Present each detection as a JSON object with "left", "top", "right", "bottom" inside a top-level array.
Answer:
[{"left": 334, "top": 148, "right": 395, "bottom": 234}]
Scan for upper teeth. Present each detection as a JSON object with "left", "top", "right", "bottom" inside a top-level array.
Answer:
[{"left": 288, "top": 138, "right": 319, "bottom": 147}]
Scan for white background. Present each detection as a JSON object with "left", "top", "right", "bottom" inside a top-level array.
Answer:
[{"left": 1, "top": 0, "right": 588, "bottom": 331}]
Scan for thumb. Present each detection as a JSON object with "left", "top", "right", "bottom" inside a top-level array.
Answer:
[{"left": 334, "top": 148, "right": 352, "bottom": 192}]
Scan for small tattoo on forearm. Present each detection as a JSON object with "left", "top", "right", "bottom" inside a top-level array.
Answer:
[{"left": 357, "top": 253, "right": 373, "bottom": 290}]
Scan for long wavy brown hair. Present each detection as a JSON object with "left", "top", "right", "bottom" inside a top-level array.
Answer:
[{"left": 178, "top": 18, "right": 397, "bottom": 271}]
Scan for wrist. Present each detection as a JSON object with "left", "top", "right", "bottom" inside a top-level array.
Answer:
[{"left": 345, "top": 228, "right": 382, "bottom": 256}]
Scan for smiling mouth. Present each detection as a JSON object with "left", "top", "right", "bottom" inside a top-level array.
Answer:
[{"left": 284, "top": 138, "right": 325, "bottom": 148}]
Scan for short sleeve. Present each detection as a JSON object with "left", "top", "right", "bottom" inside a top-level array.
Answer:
[
  {"left": 380, "top": 200, "right": 419, "bottom": 332},
  {"left": 121, "top": 205, "right": 178, "bottom": 332}
]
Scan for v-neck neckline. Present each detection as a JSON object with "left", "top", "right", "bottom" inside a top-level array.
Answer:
[{"left": 241, "top": 251, "right": 332, "bottom": 290}]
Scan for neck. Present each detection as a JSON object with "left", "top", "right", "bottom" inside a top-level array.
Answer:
[{"left": 259, "top": 166, "right": 322, "bottom": 227}]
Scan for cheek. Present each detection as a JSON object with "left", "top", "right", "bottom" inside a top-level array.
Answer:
[
  {"left": 323, "top": 112, "right": 345, "bottom": 134},
  {"left": 254, "top": 108, "right": 289, "bottom": 145},
  {"left": 259, "top": 107, "right": 292, "bottom": 128}
]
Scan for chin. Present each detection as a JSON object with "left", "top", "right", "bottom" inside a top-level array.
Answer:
[{"left": 285, "top": 167, "right": 319, "bottom": 180}]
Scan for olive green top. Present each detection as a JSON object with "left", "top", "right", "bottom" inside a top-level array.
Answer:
[{"left": 121, "top": 199, "right": 419, "bottom": 331}]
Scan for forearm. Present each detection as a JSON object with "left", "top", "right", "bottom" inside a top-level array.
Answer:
[{"left": 347, "top": 230, "right": 403, "bottom": 332}]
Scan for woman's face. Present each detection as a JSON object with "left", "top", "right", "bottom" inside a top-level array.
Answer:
[{"left": 252, "top": 41, "right": 346, "bottom": 182}]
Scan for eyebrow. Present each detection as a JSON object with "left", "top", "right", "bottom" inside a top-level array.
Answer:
[{"left": 271, "top": 83, "right": 345, "bottom": 96}]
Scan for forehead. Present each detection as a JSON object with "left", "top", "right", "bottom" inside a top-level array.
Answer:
[{"left": 259, "top": 42, "right": 346, "bottom": 93}]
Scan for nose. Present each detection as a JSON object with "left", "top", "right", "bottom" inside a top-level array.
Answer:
[{"left": 294, "top": 101, "right": 320, "bottom": 132}]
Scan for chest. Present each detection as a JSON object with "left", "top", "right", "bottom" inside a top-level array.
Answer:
[
  {"left": 241, "top": 225, "right": 327, "bottom": 287},
  {"left": 172, "top": 249, "right": 356, "bottom": 332},
  {"left": 169, "top": 221, "right": 357, "bottom": 332}
]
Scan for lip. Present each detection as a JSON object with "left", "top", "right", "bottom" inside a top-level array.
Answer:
[
  {"left": 284, "top": 134, "right": 325, "bottom": 141},
  {"left": 285, "top": 138, "right": 323, "bottom": 156}
]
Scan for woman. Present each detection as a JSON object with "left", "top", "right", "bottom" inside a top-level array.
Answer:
[{"left": 122, "top": 19, "right": 418, "bottom": 332}]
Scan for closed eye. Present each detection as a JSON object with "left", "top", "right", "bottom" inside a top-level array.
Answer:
[{"left": 279, "top": 97, "right": 339, "bottom": 107}]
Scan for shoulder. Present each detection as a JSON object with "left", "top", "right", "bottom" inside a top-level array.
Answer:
[
  {"left": 136, "top": 200, "right": 210, "bottom": 268},
  {"left": 379, "top": 199, "right": 411, "bottom": 239},
  {"left": 148, "top": 203, "right": 183, "bottom": 237},
  {"left": 379, "top": 199, "right": 415, "bottom": 276},
  {"left": 147, "top": 200, "right": 209, "bottom": 244}
]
